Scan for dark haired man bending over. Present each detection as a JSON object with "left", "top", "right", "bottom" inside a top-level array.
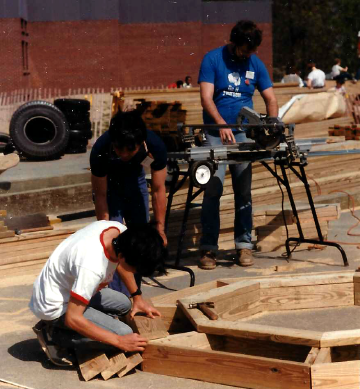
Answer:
[
  {"left": 29, "top": 221, "right": 166, "bottom": 366},
  {"left": 90, "top": 110, "right": 167, "bottom": 295}
]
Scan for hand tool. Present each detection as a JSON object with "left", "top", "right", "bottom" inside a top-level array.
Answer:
[{"left": 188, "top": 302, "right": 218, "bottom": 320}]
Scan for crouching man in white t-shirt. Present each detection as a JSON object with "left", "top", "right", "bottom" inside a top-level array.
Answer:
[{"left": 29, "top": 220, "right": 166, "bottom": 366}]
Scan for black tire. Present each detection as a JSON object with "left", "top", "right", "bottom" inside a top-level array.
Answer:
[
  {"left": 54, "top": 98, "right": 90, "bottom": 112},
  {"left": 60, "top": 111, "right": 90, "bottom": 122},
  {"left": 68, "top": 129, "right": 90, "bottom": 141},
  {"left": 0, "top": 133, "right": 12, "bottom": 154},
  {"left": 9, "top": 101, "right": 70, "bottom": 160},
  {"left": 68, "top": 121, "right": 92, "bottom": 133},
  {"left": 65, "top": 139, "right": 88, "bottom": 154}
]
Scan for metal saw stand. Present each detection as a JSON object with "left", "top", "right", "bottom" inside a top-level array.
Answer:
[
  {"left": 165, "top": 161, "right": 205, "bottom": 269},
  {"left": 261, "top": 157, "right": 349, "bottom": 266},
  {"left": 165, "top": 154, "right": 349, "bottom": 268}
]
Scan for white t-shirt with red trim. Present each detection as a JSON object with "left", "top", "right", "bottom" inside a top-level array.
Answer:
[{"left": 29, "top": 220, "right": 127, "bottom": 321}]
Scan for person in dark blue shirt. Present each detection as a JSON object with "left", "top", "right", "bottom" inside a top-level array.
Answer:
[
  {"left": 90, "top": 110, "right": 167, "bottom": 295},
  {"left": 198, "top": 20, "right": 279, "bottom": 270}
]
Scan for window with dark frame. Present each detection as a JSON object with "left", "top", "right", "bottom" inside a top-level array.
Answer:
[{"left": 20, "top": 18, "right": 30, "bottom": 74}]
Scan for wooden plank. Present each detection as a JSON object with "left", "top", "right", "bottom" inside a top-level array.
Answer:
[
  {"left": 313, "top": 348, "right": 331, "bottom": 364},
  {"left": 260, "top": 283, "right": 354, "bottom": 311},
  {"left": 304, "top": 347, "right": 320, "bottom": 365},
  {"left": 4, "top": 212, "right": 50, "bottom": 230},
  {"left": 76, "top": 349, "right": 110, "bottom": 381},
  {"left": 151, "top": 280, "right": 219, "bottom": 305},
  {"left": 354, "top": 282, "right": 360, "bottom": 305},
  {"left": 128, "top": 300, "right": 168, "bottom": 340},
  {"left": 153, "top": 304, "right": 194, "bottom": 333},
  {"left": 143, "top": 342, "right": 311, "bottom": 389},
  {"left": 100, "top": 352, "right": 127, "bottom": 380},
  {"left": 320, "top": 329, "right": 360, "bottom": 348},
  {"left": 197, "top": 320, "right": 323, "bottom": 347},
  {"left": 259, "top": 273, "right": 355, "bottom": 289},
  {"left": 117, "top": 353, "right": 143, "bottom": 378},
  {"left": 311, "top": 361, "right": 360, "bottom": 389}
]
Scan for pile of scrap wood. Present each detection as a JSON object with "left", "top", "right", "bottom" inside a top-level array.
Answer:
[{"left": 75, "top": 299, "right": 169, "bottom": 381}]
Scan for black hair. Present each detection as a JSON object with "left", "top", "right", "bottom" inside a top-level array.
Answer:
[
  {"left": 109, "top": 110, "right": 147, "bottom": 151},
  {"left": 230, "top": 20, "right": 262, "bottom": 50},
  {"left": 185, "top": 76, "right": 191, "bottom": 83},
  {"left": 176, "top": 80, "right": 183, "bottom": 88},
  {"left": 112, "top": 223, "right": 167, "bottom": 277}
]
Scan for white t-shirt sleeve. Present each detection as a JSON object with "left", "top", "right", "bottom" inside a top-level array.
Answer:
[{"left": 70, "top": 266, "right": 102, "bottom": 305}]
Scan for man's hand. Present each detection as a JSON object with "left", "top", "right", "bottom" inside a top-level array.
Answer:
[
  {"left": 116, "top": 333, "right": 148, "bottom": 352},
  {"left": 130, "top": 296, "right": 161, "bottom": 319},
  {"left": 157, "top": 227, "right": 168, "bottom": 246},
  {"left": 219, "top": 128, "right": 236, "bottom": 144}
]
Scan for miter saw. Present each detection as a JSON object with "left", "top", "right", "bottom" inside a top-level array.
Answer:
[
  {"left": 164, "top": 108, "right": 353, "bottom": 269},
  {"left": 167, "top": 106, "right": 299, "bottom": 188}
]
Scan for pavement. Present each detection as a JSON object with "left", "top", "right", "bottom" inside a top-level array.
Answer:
[
  {"left": 1, "top": 209, "right": 360, "bottom": 389},
  {"left": 1, "top": 151, "right": 360, "bottom": 388}
]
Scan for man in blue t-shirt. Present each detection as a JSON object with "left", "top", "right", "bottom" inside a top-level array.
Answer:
[
  {"left": 90, "top": 110, "right": 167, "bottom": 294},
  {"left": 198, "top": 20, "right": 279, "bottom": 270}
]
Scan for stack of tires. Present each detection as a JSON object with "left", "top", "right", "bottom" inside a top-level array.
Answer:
[
  {"left": 54, "top": 98, "right": 92, "bottom": 154},
  {"left": 9, "top": 100, "right": 70, "bottom": 160}
]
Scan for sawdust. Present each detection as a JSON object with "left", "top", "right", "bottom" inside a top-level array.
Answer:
[
  {"left": 242, "top": 262, "right": 315, "bottom": 275},
  {"left": 0, "top": 273, "right": 38, "bottom": 289}
]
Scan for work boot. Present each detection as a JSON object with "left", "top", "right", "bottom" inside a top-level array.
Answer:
[
  {"left": 236, "top": 249, "right": 254, "bottom": 267},
  {"left": 33, "top": 321, "right": 75, "bottom": 367},
  {"left": 198, "top": 250, "right": 216, "bottom": 270}
]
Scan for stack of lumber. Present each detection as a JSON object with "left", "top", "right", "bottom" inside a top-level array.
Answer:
[
  {"left": 117, "top": 82, "right": 355, "bottom": 140},
  {"left": 328, "top": 124, "right": 360, "bottom": 140},
  {"left": 255, "top": 204, "right": 341, "bottom": 252},
  {"left": 138, "top": 100, "right": 187, "bottom": 151},
  {"left": 0, "top": 210, "right": 15, "bottom": 239},
  {"left": 0, "top": 229, "right": 75, "bottom": 276},
  {"left": 345, "top": 93, "right": 360, "bottom": 124}
]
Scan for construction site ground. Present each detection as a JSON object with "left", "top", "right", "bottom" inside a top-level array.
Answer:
[{"left": 1, "top": 151, "right": 360, "bottom": 389}]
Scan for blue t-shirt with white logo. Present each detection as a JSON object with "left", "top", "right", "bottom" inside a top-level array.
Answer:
[{"left": 198, "top": 45, "right": 272, "bottom": 126}]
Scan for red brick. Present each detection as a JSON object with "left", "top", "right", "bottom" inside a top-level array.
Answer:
[{"left": 0, "top": 19, "right": 273, "bottom": 93}]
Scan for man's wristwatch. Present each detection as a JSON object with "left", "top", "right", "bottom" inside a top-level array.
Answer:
[{"left": 130, "top": 288, "right": 142, "bottom": 298}]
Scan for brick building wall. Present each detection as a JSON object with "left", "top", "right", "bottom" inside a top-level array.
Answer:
[
  {"left": 0, "top": 18, "right": 31, "bottom": 91},
  {"left": 29, "top": 20, "right": 120, "bottom": 90},
  {"left": 0, "top": 0, "right": 273, "bottom": 93}
]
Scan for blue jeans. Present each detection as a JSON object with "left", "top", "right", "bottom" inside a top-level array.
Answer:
[
  {"left": 50, "top": 288, "right": 132, "bottom": 352},
  {"left": 200, "top": 130, "right": 253, "bottom": 251},
  {"left": 107, "top": 171, "right": 149, "bottom": 295}
]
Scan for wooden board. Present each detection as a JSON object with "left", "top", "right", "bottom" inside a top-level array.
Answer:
[
  {"left": 100, "top": 352, "right": 127, "bottom": 380},
  {"left": 117, "top": 353, "right": 143, "bottom": 378},
  {"left": 4, "top": 212, "right": 50, "bottom": 230},
  {"left": 260, "top": 283, "right": 354, "bottom": 311},
  {"left": 311, "top": 361, "right": 360, "bottom": 389},
  {"left": 143, "top": 332, "right": 311, "bottom": 389},
  {"left": 128, "top": 300, "right": 169, "bottom": 340},
  {"left": 76, "top": 349, "right": 110, "bottom": 381}
]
